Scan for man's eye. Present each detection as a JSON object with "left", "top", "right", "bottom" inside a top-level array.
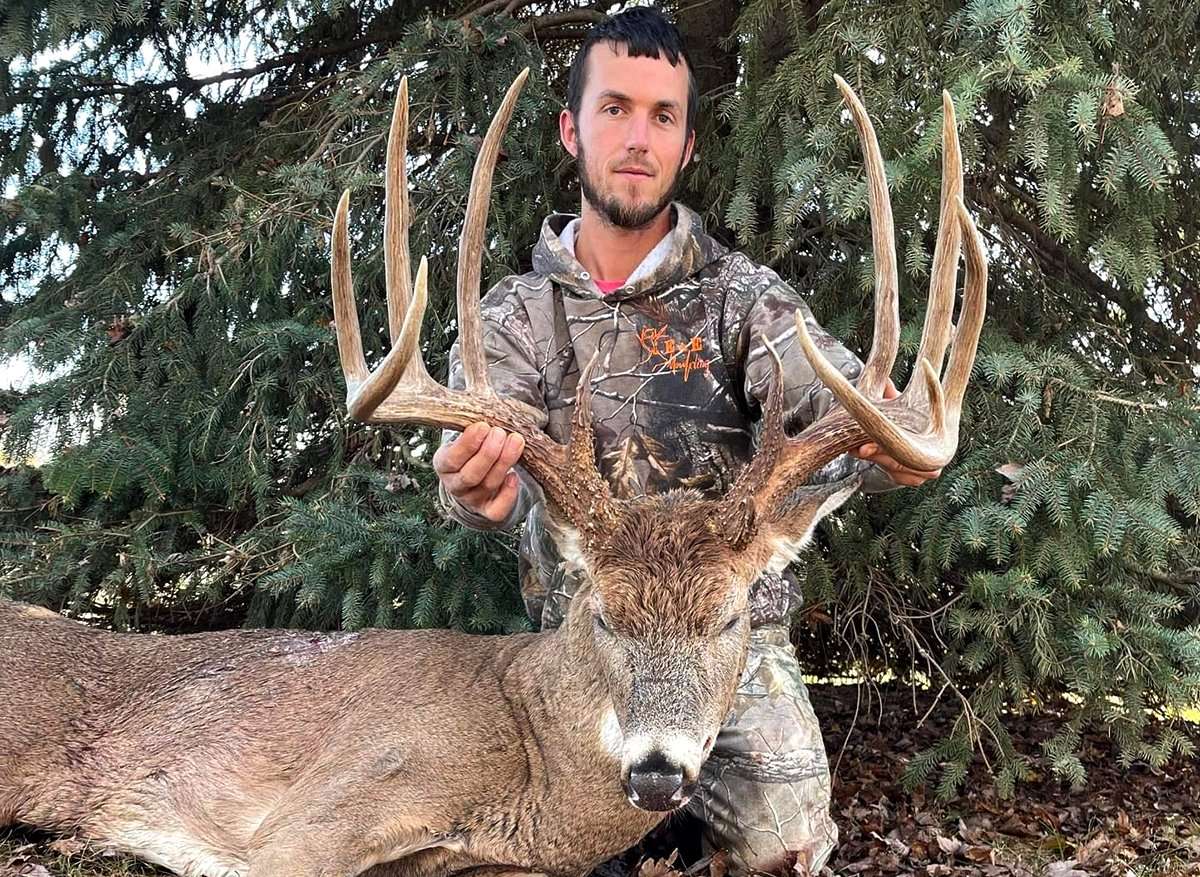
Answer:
[
  {"left": 604, "top": 106, "right": 622, "bottom": 116},
  {"left": 657, "top": 113, "right": 673, "bottom": 124}
]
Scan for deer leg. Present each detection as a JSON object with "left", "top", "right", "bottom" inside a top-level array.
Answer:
[
  {"left": 246, "top": 788, "right": 461, "bottom": 877},
  {"left": 245, "top": 850, "right": 322, "bottom": 877},
  {"left": 246, "top": 821, "right": 459, "bottom": 877}
]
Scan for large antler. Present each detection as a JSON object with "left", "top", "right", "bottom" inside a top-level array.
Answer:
[
  {"left": 721, "top": 77, "right": 987, "bottom": 538},
  {"left": 330, "top": 70, "right": 617, "bottom": 537}
]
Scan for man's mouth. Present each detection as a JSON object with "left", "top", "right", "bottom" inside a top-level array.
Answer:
[{"left": 615, "top": 167, "right": 654, "bottom": 178}]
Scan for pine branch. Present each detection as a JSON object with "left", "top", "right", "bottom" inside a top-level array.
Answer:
[
  {"left": 1123, "top": 562, "right": 1200, "bottom": 592},
  {"left": 457, "top": 0, "right": 513, "bottom": 20},
  {"left": 968, "top": 179, "right": 1193, "bottom": 370},
  {"left": 522, "top": 27, "right": 594, "bottom": 43}
]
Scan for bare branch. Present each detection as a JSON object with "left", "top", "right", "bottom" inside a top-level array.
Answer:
[
  {"left": 26, "top": 28, "right": 408, "bottom": 101},
  {"left": 518, "top": 9, "right": 606, "bottom": 37}
]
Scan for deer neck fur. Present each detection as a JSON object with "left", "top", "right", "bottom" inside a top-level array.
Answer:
[{"left": 427, "top": 599, "right": 663, "bottom": 873}]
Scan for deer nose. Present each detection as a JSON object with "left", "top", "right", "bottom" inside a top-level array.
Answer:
[{"left": 621, "top": 750, "right": 696, "bottom": 811}]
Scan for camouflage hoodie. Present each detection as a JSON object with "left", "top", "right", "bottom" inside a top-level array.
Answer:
[{"left": 440, "top": 202, "right": 892, "bottom": 629}]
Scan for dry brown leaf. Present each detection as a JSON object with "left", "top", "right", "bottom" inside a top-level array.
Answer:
[
  {"left": 994, "top": 462, "right": 1027, "bottom": 482},
  {"left": 1101, "top": 84, "right": 1125, "bottom": 118},
  {"left": 871, "top": 830, "right": 910, "bottom": 857},
  {"left": 105, "top": 315, "right": 133, "bottom": 344},
  {"left": 3, "top": 844, "right": 36, "bottom": 864},
  {"left": 963, "top": 844, "right": 994, "bottom": 863},
  {"left": 935, "top": 833, "right": 964, "bottom": 856},
  {"left": 10, "top": 865, "right": 52, "bottom": 877},
  {"left": 637, "top": 850, "right": 682, "bottom": 877},
  {"left": 707, "top": 849, "right": 729, "bottom": 877},
  {"left": 1045, "top": 860, "right": 1090, "bottom": 877},
  {"left": 47, "top": 836, "right": 85, "bottom": 856},
  {"left": 1074, "top": 832, "right": 1109, "bottom": 865}
]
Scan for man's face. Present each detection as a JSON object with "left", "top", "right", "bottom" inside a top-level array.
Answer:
[{"left": 561, "top": 42, "right": 695, "bottom": 230}]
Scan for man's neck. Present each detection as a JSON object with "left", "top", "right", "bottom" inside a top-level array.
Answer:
[{"left": 573, "top": 200, "right": 673, "bottom": 282}]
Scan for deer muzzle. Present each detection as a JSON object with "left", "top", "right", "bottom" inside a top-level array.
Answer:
[{"left": 620, "top": 734, "right": 701, "bottom": 811}]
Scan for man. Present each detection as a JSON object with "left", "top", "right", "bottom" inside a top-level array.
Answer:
[{"left": 434, "top": 7, "right": 939, "bottom": 874}]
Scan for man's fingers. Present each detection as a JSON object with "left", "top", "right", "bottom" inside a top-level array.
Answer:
[
  {"left": 854, "top": 442, "right": 879, "bottom": 459},
  {"left": 865, "top": 450, "right": 942, "bottom": 484},
  {"left": 456, "top": 473, "right": 519, "bottom": 522},
  {"left": 445, "top": 426, "right": 509, "bottom": 492},
  {"left": 433, "top": 422, "right": 492, "bottom": 475},
  {"left": 477, "top": 433, "right": 525, "bottom": 493},
  {"left": 479, "top": 473, "right": 520, "bottom": 522}
]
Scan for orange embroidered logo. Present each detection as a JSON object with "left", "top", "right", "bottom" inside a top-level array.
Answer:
[{"left": 637, "top": 325, "right": 712, "bottom": 381}]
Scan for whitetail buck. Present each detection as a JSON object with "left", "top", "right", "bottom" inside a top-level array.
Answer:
[{"left": 0, "top": 70, "right": 985, "bottom": 877}]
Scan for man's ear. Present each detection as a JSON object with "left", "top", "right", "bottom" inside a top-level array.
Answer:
[
  {"left": 683, "top": 129, "right": 696, "bottom": 166},
  {"left": 560, "top": 108, "right": 579, "bottom": 158}
]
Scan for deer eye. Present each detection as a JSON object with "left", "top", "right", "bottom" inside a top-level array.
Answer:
[
  {"left": 720, "top": 615, "right": 742, "bottom": 635},
  {"left": 593, "top": 613, "right": 614, "bottom": 635}
]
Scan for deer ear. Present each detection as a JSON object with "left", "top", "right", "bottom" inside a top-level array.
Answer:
[
  {"left": 543, "top": 515, "right": 592, "bottom": 578},
  {"left": 757, "top": 475, "right": 862, "bottom": 574}
]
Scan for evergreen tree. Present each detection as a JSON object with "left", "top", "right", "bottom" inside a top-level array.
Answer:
[{"left": 2, "top": 0, "right": 1197, "bottom": 792}]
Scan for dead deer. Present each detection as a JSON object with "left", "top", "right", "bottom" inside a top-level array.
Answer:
[{"left": 0, "top": 71, "right": 985, "bottom": 877}]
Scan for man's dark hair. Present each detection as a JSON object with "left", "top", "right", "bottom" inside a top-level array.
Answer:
[{"left": 566, "top": 6, "right": 698, "bottom": 140}]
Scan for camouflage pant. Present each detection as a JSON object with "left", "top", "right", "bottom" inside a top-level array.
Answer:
[
  {"left": 523, "top": 559, "right": 836, "bottom": 875},
  {"left": 682, "top": 625, "right": 837, "bottom": 875}
]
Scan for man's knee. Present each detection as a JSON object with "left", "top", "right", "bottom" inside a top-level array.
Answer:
[
  {"left": 692, "top": 754, "right": 837, "bottom": 876},
  {"left": 689, "top": 626, "right": 838, "bottom": 875}
]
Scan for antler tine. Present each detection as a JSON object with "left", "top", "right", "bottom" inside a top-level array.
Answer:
[
  {"left": 785, "top": 195, "right": 985, "bottom": 476},
  {"left": 943, "top": 196, "right": 987, "bottom": 416},
  {"left": 331, "top": 189, "right": 369, "bottom": 391},
  {"left": 907, "top": 90, "right": 963, "bottom": 406},
  {"left": 833, "top": 74, "right": 898, "bottom": 398},
  {"left": 342, "top": 253, "right": 433, "bottom": 421},
  {"left": 384, "top": 78, "right": 414, "bottom": 345},
  {"left": 784, "top": 81, "right": 986, "bottom": 474},
  {"left": 384, "top": 77, "right": 436, "bottom": 392},
  {"left": 457, "top": 68, "right": 530, "bottom": 392},
  {"left": 336, "top": 71, "right": 532, "bottom": 422}
]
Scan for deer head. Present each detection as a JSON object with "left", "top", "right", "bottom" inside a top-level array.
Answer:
[{"left": 330, "top": 70, "right": 986, "bottom": 813}]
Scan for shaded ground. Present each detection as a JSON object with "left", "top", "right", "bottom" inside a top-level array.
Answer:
[
  {"left": 4, "top": 686, "right": 1198, "bottom": 877},
  {"left": 814, "top": 686, "right": 1200, "bottom": 876}
]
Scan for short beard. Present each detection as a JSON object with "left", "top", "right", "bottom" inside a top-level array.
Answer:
[{"left": 576, "top": 141, "right": 687, "bottom": 230}]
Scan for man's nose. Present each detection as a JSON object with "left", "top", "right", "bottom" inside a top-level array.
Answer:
[{"left": 623, "top": 111, "right": 651, "bottom": 151}]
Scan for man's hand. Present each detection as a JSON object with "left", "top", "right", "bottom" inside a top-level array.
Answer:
[
  {"left": 433, "top": 422, "right": 526, "bottom": 523},
  {"left": 850, "top": 381, "right": 942, "bottom": 488}
]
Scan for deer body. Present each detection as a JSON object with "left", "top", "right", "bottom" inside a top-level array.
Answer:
[{"left": 0, "top": 598, "right": 661, "bottom": 877}]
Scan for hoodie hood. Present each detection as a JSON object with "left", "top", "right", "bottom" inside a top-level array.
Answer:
[{"left": 530, "top": 202, "right": 729, "bottom": 302}]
